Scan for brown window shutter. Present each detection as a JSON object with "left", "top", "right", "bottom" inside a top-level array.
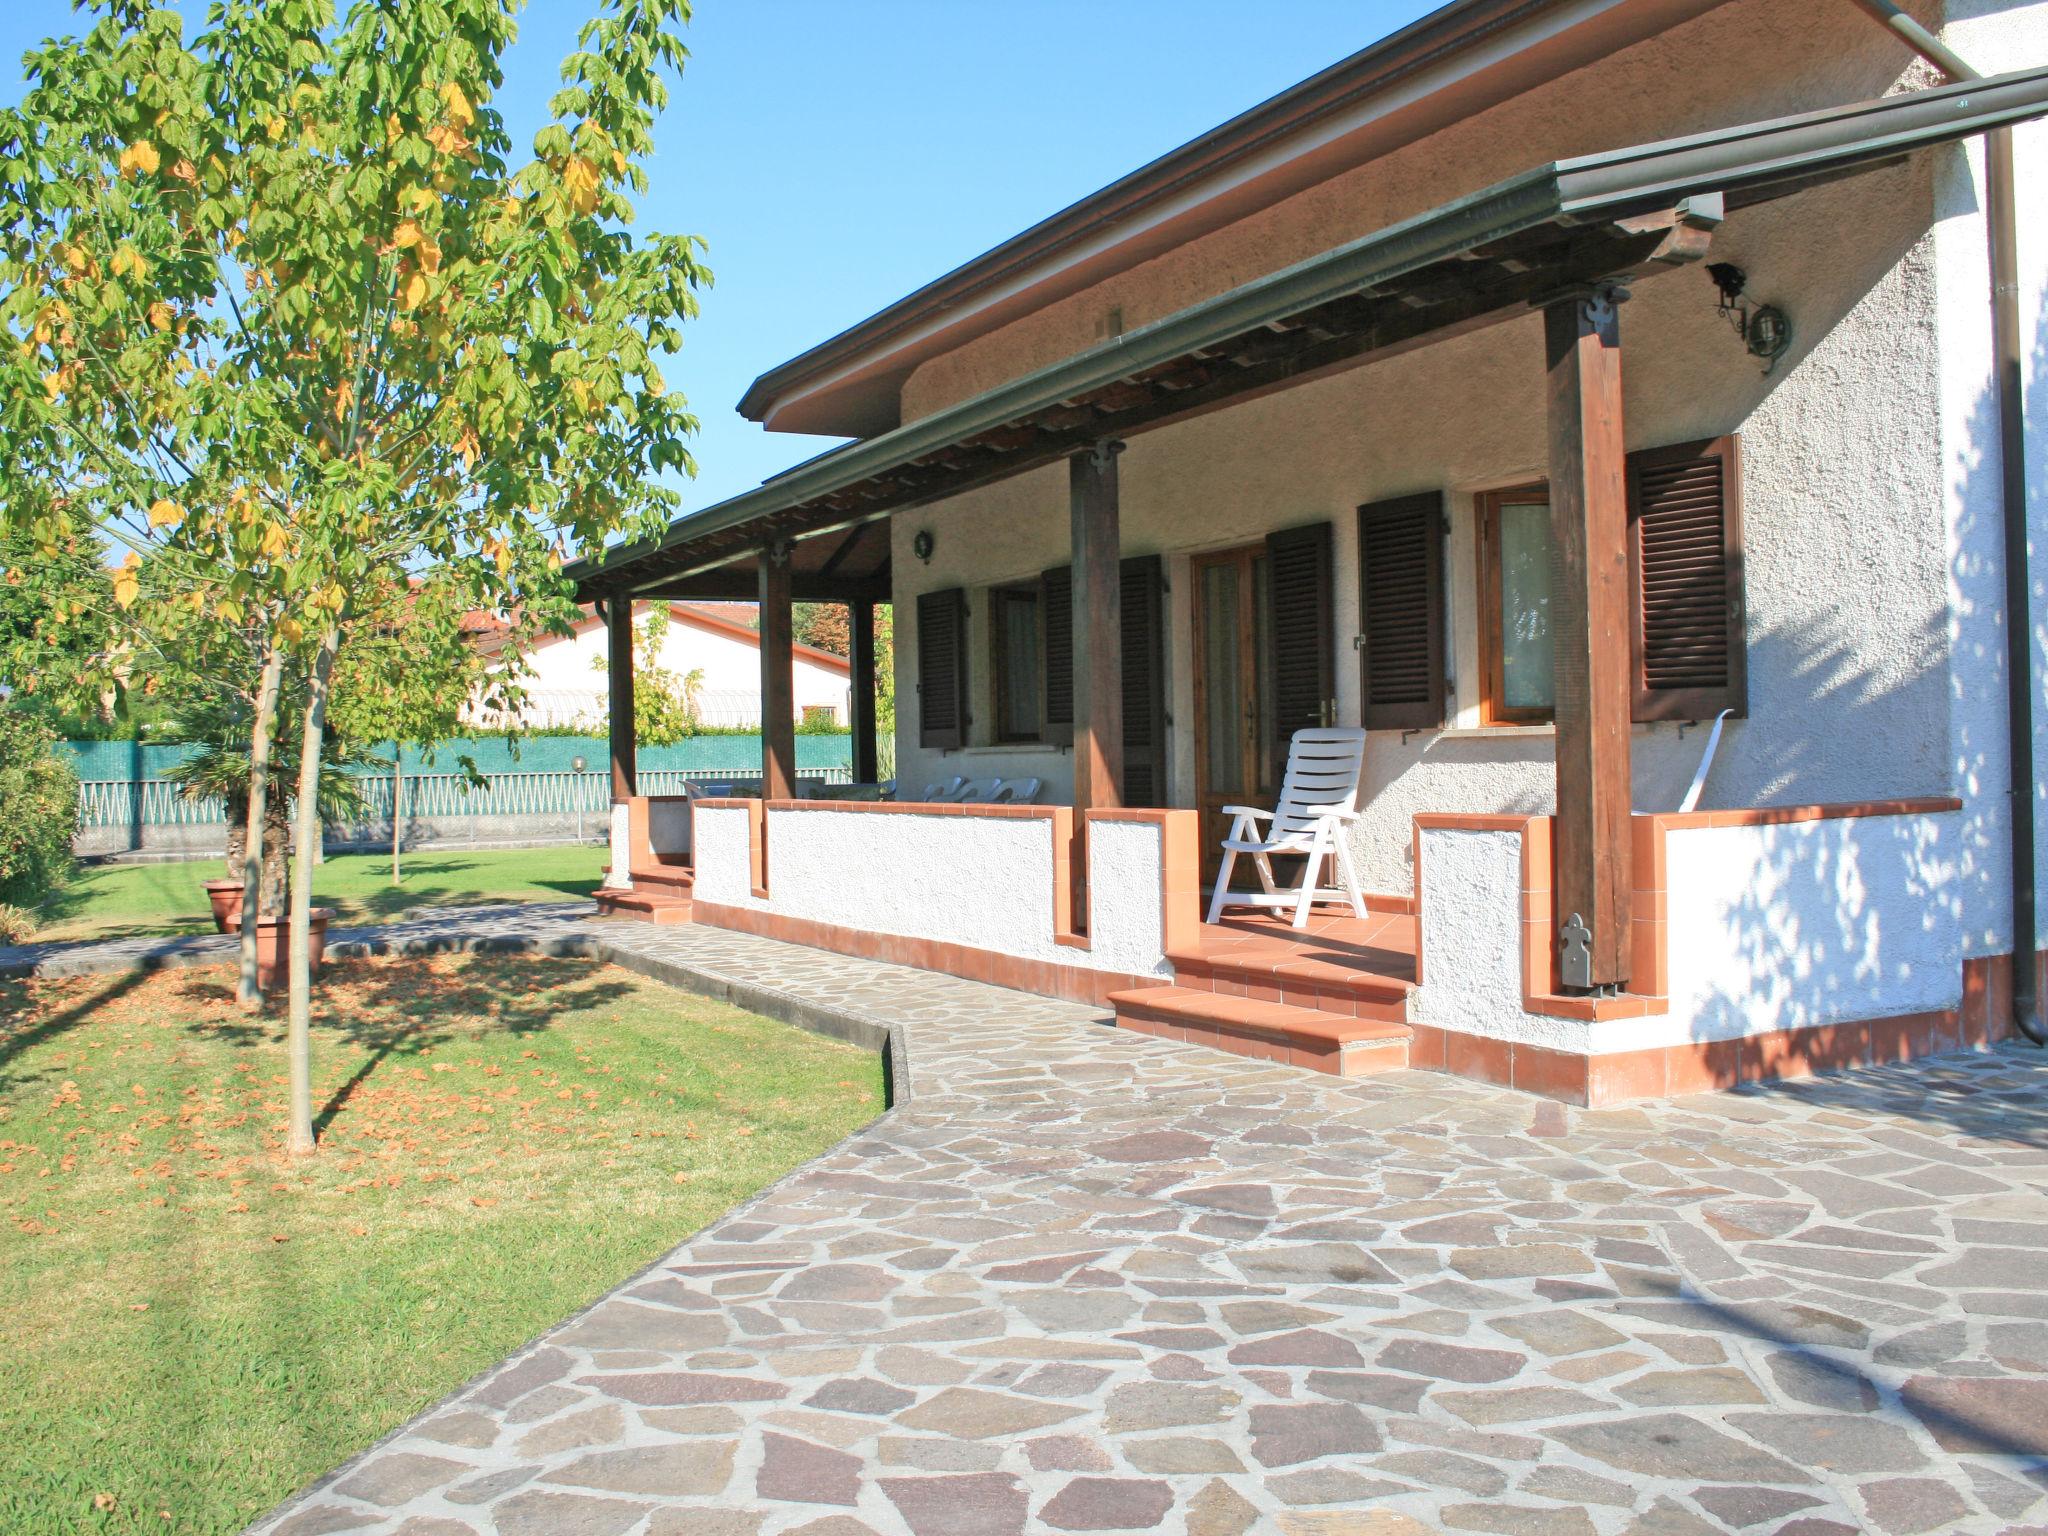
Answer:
[
  {"left": 1266, "top": 521, "right": 1335, "bottom": 779},
  {"left": 916, "top": 587, "right": 969, "bottom": 750},
  {"left": 1039, "top": 565, "right": 1074, "bottom": 747},
  {"left": 1356, "top": 492, "right": 1445, "bottom": 731},
  {"left": 1628, "top": 435, "right": 1746, "bottom": 721},
  {"left": 1120, "top": 554, "right": 1166, "bottom": 807}
]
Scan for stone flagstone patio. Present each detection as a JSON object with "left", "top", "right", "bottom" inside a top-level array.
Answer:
[{"left": 251, "top": 918, "right": 2048, "bottom": 1536}]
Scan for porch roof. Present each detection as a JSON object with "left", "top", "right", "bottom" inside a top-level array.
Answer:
[{"left": 569, "top": 66, "right": 2048, "bottom": 605}]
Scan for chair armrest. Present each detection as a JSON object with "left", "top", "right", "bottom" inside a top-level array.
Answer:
[{"left": 1220, "top": 805, "right": 1273, "bottom": 820}]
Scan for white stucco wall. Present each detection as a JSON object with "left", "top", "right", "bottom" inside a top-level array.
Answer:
[
  {"left": 687, "top": 804, "right": 1176, "bottom": 979},
  {"left": 1659, "top": 815, "right": 1964, "bottom": 1045},
  {"left": 1410, "top": 812, "right": 1965, "bottom": 1054},
  {"left": 1410, "top": 827, "right": 1587, "bottom": 1050},
  {"left": 495, "top": 603, "right": 851, "bottom": 729}
]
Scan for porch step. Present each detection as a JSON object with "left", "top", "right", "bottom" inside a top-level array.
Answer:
[
  {"left": 1167, "top": 948, "right": 1413, "bottom": 1023},
  {"left": 594, "top": 886, "right": 694, "bottom": 925},
  {"left": 628, "top": 864, "right": 695, "bottom": 895},
  {"left": 1109, "top": 985, "right": 1410, "bottom": 1078}
]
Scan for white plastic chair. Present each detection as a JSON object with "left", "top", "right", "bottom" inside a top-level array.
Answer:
[
  {"left": 991, "top": 777, "right": 1042, "bottom": 804},
  {"left": 952, "top": 777, "right": 1004, "bottom": 804},
  {"left": 1206, "top": 727, "right": 1369, "bottom": 930},
  {"left": 919, "top": 776, "right": 965, "bottom": 802}
]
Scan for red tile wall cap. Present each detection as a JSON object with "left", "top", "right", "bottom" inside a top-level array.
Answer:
[
  {"left": 766, "top": 799, "right": 1057, "bottom": 819},
  {"left": 1645, "top": 797, "right": 1962, "bottom": 830},
  {"left": 1413, "top": 812, "right": 1548, "bottom": 833}
]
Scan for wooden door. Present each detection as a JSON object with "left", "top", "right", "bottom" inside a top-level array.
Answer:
[{"left": 1191, "top": 545, "right": 1276, "bottom": 879}]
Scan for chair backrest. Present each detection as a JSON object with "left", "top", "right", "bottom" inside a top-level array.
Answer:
[
  {"left": 684, "top": 780, "right": 735, "bottom": 802},
  {"left": 1271, "top": 728, "right": 1368, "bottom": 845},
  {"left": 954, "top": 777, "right": 1003, "bottom": 804},
  {"left": 992, "top": 777, "right": 1042, "bottom": 805},
  {"left": 920, "top": 776, "right": 965, "bottom": 801}
]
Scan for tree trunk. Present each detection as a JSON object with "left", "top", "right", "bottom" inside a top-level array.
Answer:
[
  {"left": 224, "top": 792, "right": 248, "bottom": 880},
  {"left": 263, "top": 799, "right": 289, "bottom": 914},
  {"left": 237, "top": 647, "right": 286, "bottom": 1008},
  {"left": 284, "top": 628, "right": 339, "bottom": 1156},
  {"left": 391, "top": 753, "right": 402, "bottom": 885}
]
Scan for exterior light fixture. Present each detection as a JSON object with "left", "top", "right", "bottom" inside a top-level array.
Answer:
[
  {"left": 912, "top": 528, "right": 936, "bottom": 564},
  {"left": 1705, "top": 264, "right": 1791, "bottom": 375}
]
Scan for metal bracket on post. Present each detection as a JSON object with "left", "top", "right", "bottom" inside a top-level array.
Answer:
[{"left": 1559, "top": 912, "right": 1594, "bottom": 992}]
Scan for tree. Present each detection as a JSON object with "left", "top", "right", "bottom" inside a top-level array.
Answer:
[
  {"left": 0, "top": 713, "right": 79, "bottom": 932},
  {"left": 1, "top": 0, "right": 706, "bottom": 1153},
  {"left": 163, "top": 694, "right": 383, "bottom": 913},
  {"left": 793, "top": 601, "right": 849, "bottom": 657},
  {"left": 594, "top": 602, "right": 703, "bottom": 747},
  {"left": 327, "top": 573, "right": 501, "bottom": 884}
]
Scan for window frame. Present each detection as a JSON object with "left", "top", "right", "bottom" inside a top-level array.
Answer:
[
  {"left": 988, "top": 583, "right": 1043, "bottom": 745},
  {"left": 1475, "top": 481, "right": 1556, "bottom": 727}
]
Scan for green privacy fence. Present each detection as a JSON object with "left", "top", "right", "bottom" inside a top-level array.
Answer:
[{"left": 65, "top": 734, "right": 859, "bottom": 831}]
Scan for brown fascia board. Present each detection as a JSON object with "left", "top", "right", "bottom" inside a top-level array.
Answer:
[{"left": 739, "top": 0, "right": 1723, "bottom": 439}]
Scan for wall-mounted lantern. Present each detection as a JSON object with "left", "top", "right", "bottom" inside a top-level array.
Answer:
[
  {"left": 1706, "top": 263, "right": 1792, "bottom": 376},
  {"left": 912, "top": 528, "right": 936, "bottom": 564}
]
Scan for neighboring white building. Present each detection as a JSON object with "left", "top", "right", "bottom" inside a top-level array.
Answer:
[{"left": 472, "top": 600, "right": 851, "bottom": 732}]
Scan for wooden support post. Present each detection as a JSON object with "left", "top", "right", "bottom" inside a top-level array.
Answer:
[
  {"left": 759, "top": 543, "right": 797, "bottom": 801},
  {"left": 1070, "top": 441, "right": 1124, "bottom": 930},
  {"left": 1544, "top": 286, "right": 1633, "bottom": 990},
  {"left": 1071, "top": 441, "right": 1125, "bottom": 815},
  {"left": 849, "top": 598, "right": 879, "bottom": 785},
  {"left": 606, "top": 596, "right": 638, "bottom": 800}
]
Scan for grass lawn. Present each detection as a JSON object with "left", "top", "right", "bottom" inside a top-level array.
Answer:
[
  {"left": 27, "top": 844, "right": 610, "bottom": 945},
  {"left": 0, "top": 954, "right": 883, "bottom": 1534}
]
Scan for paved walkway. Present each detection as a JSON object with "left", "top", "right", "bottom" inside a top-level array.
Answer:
[
  {"left": 240, "top": 919, "right": 2048, "bottom": 1536},
  {"left": 0, "top": 902, "right": 596, "bottom": 978}
]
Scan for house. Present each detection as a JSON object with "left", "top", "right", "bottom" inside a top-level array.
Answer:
[
  {"left": 467, "top": 600, "right": 851, "bottom": 731},
  {"left": 570, "top": 0, "right": 2048, "bottom": 1105}
]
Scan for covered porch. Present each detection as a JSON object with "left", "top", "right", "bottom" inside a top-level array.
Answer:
[{"left": 570, "top": 72, "right": 2045, "bottom": 1102}]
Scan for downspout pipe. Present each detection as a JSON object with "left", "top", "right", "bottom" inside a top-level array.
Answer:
[{"left": 1849, "top": 0, "right": 2044, "bottom": 1046}]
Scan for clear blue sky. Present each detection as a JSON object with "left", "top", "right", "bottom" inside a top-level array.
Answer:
[{"left": 0, "top": 1, "right": 1438, "bottom": 512}]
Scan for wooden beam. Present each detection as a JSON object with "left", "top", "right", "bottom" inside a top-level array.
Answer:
[
  {"left": 1071, "top": 440, "right": 1125, "bottom": 819},
  {"left": 605, "top": 596, "right": 638, "bottom": 800},
  {"left": 759, "top": 546, "right": 797, "bottom": 801},
  {"left": 849, "top": 599, "right": 879, "bottom": 785},
  {"left": 1544, "top": 285, "right": 1634, "bottom": 991}
]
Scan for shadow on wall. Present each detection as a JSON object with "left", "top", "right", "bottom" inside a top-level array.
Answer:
[{"left": 1675, "top": 277, "right": 2048, "bottom": 1054}]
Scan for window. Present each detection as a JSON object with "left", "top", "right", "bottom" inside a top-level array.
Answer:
[
  {"left": 1477, "top": 484, "right": 1556, "bottom": 724},
  {"left": 990, "top": 586, "right": 1041, "bottom": 743},
  {"left": 1470, "top": 439, "right": 1745, "bottom": 727}
]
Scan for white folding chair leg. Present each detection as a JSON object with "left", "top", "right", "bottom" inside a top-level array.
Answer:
[
  {"left": 1253, "top": 853, "right": 1279, "bottom": 897},
  {"left": 1291, "top": 825, "right": 1330, "bottom": 929},
  {"left": 1332, "top": 831, "right": 1368, "bottom": 919},
  {"left": 1206, "top": 846, "right": 1239, "bottom": 926}
]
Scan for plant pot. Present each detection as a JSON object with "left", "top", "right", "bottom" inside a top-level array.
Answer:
[
  {"left": 254, "top": 909, "right": 332, "bottom": 992},
  {"left": 202, "top": 879, "right": 245, "bottom": 934}
]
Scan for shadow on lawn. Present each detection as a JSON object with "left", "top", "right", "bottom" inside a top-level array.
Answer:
[
  {"left": 0, "top": 970, "right": 154, "bottom": 1093},
  {"left": 167, "top": 953, "right": 638, "bottom": 1136}
]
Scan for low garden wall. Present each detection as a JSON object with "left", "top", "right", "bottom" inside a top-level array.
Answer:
[
  {"left": 677, "top": 799, "right": 1198, "bottom": 1005},
  {"left": 1405, "top": 799, "right": 2009, "bottom": 1100}
]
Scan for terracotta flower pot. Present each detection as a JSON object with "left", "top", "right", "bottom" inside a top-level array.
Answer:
[
  {"left": 202, "top": 879, "right": 245, "bottom": 934},
  {"left": 254, "top": 909, "right": 332, "bottom": 992}
]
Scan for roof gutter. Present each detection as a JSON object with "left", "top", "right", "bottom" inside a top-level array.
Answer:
[
  {"left": 1846, "top": 0, "right": 2042, "bottom": 1049},
  {"left": 571, "top": 66, "right": 2048, "bottom": 596}
]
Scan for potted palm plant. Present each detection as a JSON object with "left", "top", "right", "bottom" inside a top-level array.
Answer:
[{"left": 164, "top": 704, "right": 384, "bottom": 987}]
